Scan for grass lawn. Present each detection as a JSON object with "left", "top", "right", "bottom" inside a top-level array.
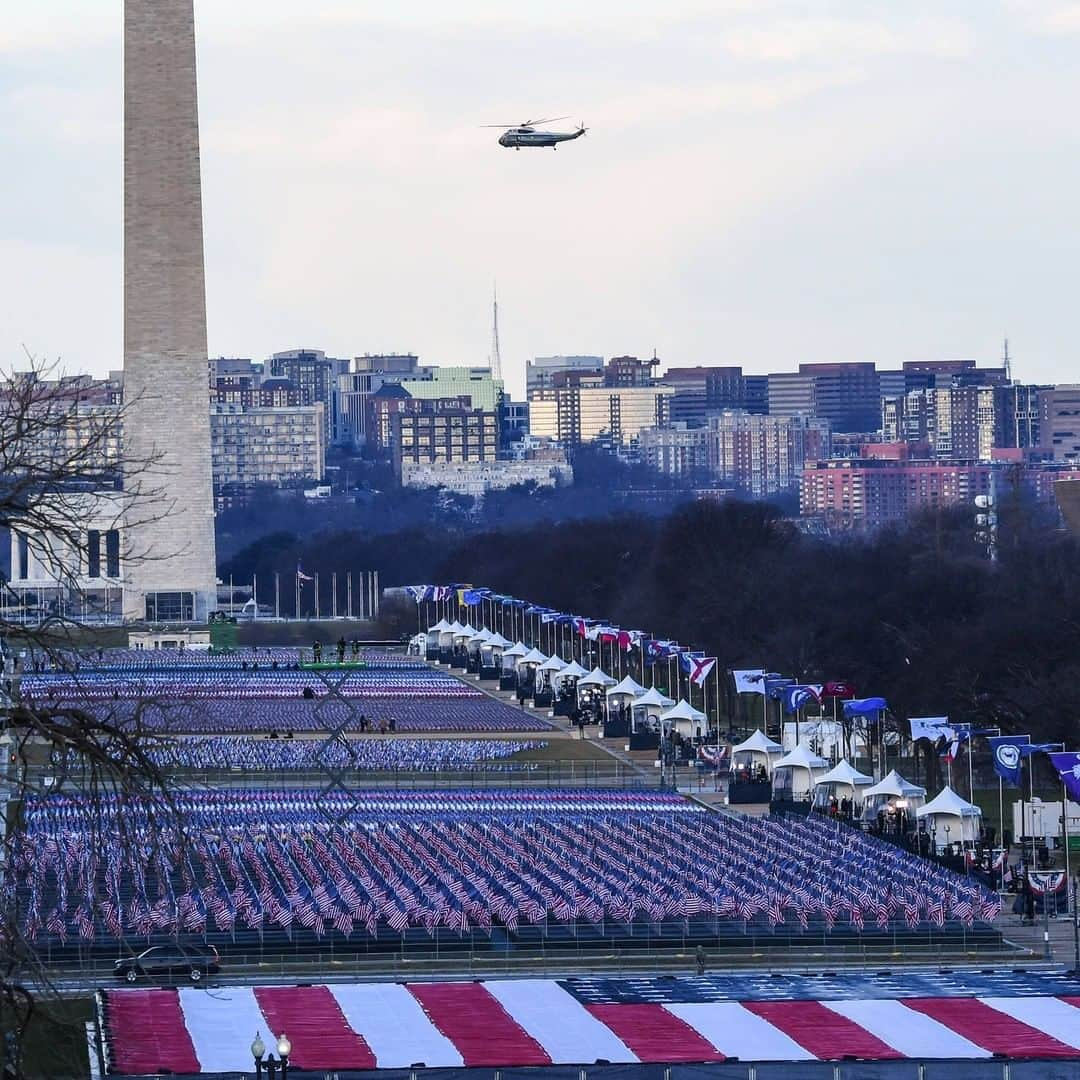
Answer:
[{"left": 509, "top": 734, "right": 619, "bottom": 763}]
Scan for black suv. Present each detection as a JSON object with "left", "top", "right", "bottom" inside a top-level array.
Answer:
[{"left": 113, "top": 944, "right": 221, "bottom": 983}]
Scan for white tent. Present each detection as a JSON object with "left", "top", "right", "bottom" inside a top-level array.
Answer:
[
  {"left": 537, "top": 655, "right": 566, "bottom": 674},
  {"left": 438, "top": 621, "right": 463, "bottom": 646},
  {"left": 916, "top": 785, "right": 982, "bottom": 849},
  {"left": 552, "top": 659, "right": 588, "bottom": 690},
  {"left": 660, "top": 698, "right": 708, "bottom": 739},
  {"left": 428, "top": 619, "right": 451, "bottom": 635},
  {"left": 631, "top": 686, "right": 674, "bottom": 732},
  {"left": 485, "top": 632, "right": 512, "bottom": 651},
  {"left": 860, "top": 769, "right": 926, "bottom": 824},
  {"left": 862, "top": 769, "right": 927, "bottom": 801},
  {"left": 516, "top": 647, "right": 547, "bottom": 668},
  {"left": 501, "top": 641, "right": 529, "bottom": 670},
  {"left": 731, "top": 729, "right": 784, "bottom": 778},
  {"left": 578, "top": 667, "right": 617, "bottom": 689},
  {"left": 636, "top": 686, "right": 674, "bottom": 709},
  {"left": 772, "top": 744, "right": 828, "bottom": 801},
  {"left": 469, "top": 627, "right": 492, "bottom": 646},
  {"left": 812, "top": 759, "right": 874, "bottom": 809},
  {"left": 607, "top": 675, "right": 645, "bottom": 701},
  {"left": 456, "top": 623, "right": 478, "bottom": 640}
]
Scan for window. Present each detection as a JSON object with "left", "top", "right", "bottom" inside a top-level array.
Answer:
[
  {"left": 87, "top": 530, "right": 101, "bottom": 578},
  {"left": 145, "top": 592, "right": 195, "bottom": 622},
  {"left": 105, "top": 530, "right": 120, "bottom": 578}
]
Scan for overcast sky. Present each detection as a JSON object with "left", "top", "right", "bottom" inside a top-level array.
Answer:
[{"left": 2, "top": 2, "right": 1079, "bottom": 398}]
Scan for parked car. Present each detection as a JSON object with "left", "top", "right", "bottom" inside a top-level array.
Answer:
[{"left": 113, "top": 944, "right": 220, "bottom": 983}]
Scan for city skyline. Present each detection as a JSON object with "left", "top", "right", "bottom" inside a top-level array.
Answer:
[{"left": 4, "top": 2, "right": 1080, "bottom": 400}]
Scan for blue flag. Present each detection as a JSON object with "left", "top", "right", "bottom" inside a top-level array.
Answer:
[
  {"left": 843, "top": 696, "right": 888, "bottom": 719},
  {"left": 1049, "top": 752, "right": 1080, "bottom": 803},
  {"left": 783, "top": 685, "right": 821, "bottom": 715},
  {"left": 764, "top": 676, "right": 795, "bottom": 700},
  {"left": 988, "top": 735, "right": 1030, "bottom": 786}
]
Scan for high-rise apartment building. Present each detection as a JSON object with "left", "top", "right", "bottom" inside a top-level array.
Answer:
[
  {"left": 1040, "top": 385, "right": 1080, "bottom": 462},
  {"left": 639, "top": 423, "right": 711, "bottom": 478},
  {"left": 209, "top": 403, "right": 325, "bottom": 504},
  {"left": 392, "top": 406, "right": 499, "bottom": 478},
  {"left": 269, "top": 349, "right": 349, "bottom": 444},
  {"left": 801, "top": 457, "right": 1080, "bottom": 529},
  {"left": 528, "top": 385, "right": 673, "bottom": 449},
  {"left": 995, "top": 384, "right": 1045, "bottom": 451},
  {"left": 706, "top": 411, "right": 831, "bottom": 498},
  {"left": 883, "top": 385, "right": 998, "bottom": 461}
]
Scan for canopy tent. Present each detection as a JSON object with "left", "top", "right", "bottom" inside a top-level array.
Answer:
[
  {"left": 516, "top": 647, "right": 548, "bottom": 668},
  {"left": 629, "top": 685, "right": 674, "bottom": 732},
  {"left": 468, "top": 628, "right": 492, "bottom": 646},
  {"left": 606, "top": 675, "right": 645, "bottom": 701},
  {"left": 863, "top": 769, "right": 927, "bottom": 801},
  {"left": 660, "top": 698, "right": 708, "bottom": 739},
  {"left": 455, "top": 623, "right": 478, "bottom": 640},
  {"left": 578, "top": 667, "right": 617, "bottom": 689},
  {"left": 427, "top": 619, "right": 451, "bottom": 635},
  {"left": 772, "top": 744, "right": 828, "bottom": 801},
  {"left": 731, "top": 729, "right": 784, "bottom": 778},
  {"left": 552, "top": 659, "right": 588, "bottom": 691},
  {"left": 438, "top": 621, "right": 464, "bottom": 646},
  {"left": 485, "top": 632, "right": 512, "bottom": 651},
  {"left": 916, "top": 785, "right": 982, "bottom": 849},
  {"left": 812, "top": 759, "right": 874, "bottom": 810},
  {"left": 537, "top": 655, "right": 566, "bottom": 674},
  {"left": 501, "top": 641, "right": 529, "bottom": 670},
  {"left": 636, "top": 686, "right": 674, "bottom": 709}
]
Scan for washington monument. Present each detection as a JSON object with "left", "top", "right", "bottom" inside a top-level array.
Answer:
[{"left": 123, "top": 0, "right": 217, "bottom": 621}]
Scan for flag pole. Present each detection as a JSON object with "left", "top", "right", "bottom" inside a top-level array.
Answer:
[
  {"left": 999, "top": 774, "right": 1006, "bottom": 893},
  {"left": 1064, "top": 778, "right": 1073, "bottom": 916},
  {"left": 1030, "top": 757, "right": 1037, "bottom": 869}
]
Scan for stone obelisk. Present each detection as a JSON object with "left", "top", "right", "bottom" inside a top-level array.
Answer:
[{"left": 123, "top": 0, "right": 217, "bottom": 622}]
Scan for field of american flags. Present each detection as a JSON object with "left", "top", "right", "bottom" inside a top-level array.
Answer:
[{"left": 11, "top": 789, "right": 1000, "bottom": 959}]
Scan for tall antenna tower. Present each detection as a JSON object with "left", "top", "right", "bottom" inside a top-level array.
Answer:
[
  {"left": 1002, "top": 336, "right": 1012, "bottom": 383},
  {"left": 490, "top": 283, "right": 503, "bottom": 383}
]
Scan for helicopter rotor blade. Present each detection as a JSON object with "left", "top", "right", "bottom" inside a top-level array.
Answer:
[{"left": 525, "top": 116, "right": 570, "bottom": 127}]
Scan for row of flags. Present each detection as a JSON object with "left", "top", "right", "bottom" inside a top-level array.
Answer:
[
  {"left": 410, "top": 585, "right": 720, "bottom": 687},
  {"left": 909, "top": 717, "right": 1080, "bottom": 802},
  {"left": 732, "top": 670, "right": 878, "bottom": 718}
]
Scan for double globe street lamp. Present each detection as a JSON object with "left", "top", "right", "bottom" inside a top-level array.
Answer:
[{"left": 251, "top": 1032, "right": 292, "bottom": 1078}]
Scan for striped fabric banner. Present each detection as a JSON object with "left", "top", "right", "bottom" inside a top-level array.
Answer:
[{"left": 101, "top": 981, "right": 1080, "bottom": 1075}]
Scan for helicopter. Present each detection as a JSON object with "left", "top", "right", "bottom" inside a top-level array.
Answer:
[{"left": 483, "top": 117, "right": 587, "bottom": 150}]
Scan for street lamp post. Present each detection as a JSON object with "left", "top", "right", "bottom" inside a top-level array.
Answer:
[{"left": 251, "top": 1032, "right": 292, "bottom": 1079}]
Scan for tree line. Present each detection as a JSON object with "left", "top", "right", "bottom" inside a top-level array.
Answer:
[{"left": 221, "top": 494, "right": 1080, "bottom": 753}]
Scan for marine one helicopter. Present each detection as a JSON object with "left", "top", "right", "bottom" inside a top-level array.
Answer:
[{"left": 484, "top": 116, "right": 587, "bottom": 149}]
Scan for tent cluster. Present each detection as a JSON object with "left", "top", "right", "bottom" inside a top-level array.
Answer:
[
  {"left": 730, "top": 730, "right": 984, "bottom": 847},
  {"left": 12, "top": 789, "right": 998, "bottom": 946},
  {"left": 420, "top": 602, "right": 719, "bottom": 695},
  {"left": 428, "top": 621, "right": 708, "bottom": 738},
  {"left": 52, "top": 737, "right": 546, "bottom": 774}
]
